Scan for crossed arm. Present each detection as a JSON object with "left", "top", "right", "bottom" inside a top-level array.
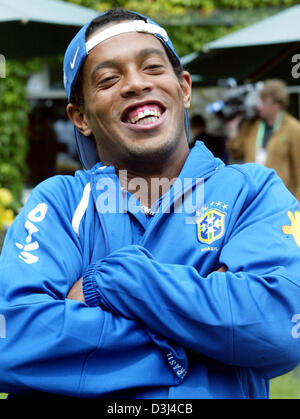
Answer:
[{"left": 67, "top": 265, "right": 228, "bottom": 303}]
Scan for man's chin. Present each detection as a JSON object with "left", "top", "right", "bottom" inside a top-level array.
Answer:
[{"left": 124, "top": 138, "right": 178, "bottom": 166}]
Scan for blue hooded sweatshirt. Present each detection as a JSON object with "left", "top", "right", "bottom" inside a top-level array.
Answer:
[{"left": 1, "top": 142, "right": 300, "bottom": 399}]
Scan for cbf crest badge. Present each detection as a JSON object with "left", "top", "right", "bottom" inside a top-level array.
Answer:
[{"left": 197, "top": 208, "right": 226, "bottom": 244}]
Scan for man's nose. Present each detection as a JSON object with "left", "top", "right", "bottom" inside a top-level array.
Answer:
[{"left": 120, "top": 69, "right": 153, "bottom": 97}]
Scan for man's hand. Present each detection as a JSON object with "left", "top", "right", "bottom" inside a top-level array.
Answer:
[
  {"left": 67, "top": 277, "right": 85, "bottom": 302},
  {"left": 217, "top": 265, "right": 227, "bottom": 273}
]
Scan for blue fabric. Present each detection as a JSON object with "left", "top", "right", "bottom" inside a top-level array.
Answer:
[{"left": 1, "top": 142, "right": 300, "bottom": 398}]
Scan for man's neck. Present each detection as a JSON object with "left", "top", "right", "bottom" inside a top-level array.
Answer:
[{"left": 116, "top": 144, "right": 189, "bottom": 208}]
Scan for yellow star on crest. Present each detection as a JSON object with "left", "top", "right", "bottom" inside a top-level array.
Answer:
[{"left": 282, "top": 211, "right": 300, "bottom": 247}]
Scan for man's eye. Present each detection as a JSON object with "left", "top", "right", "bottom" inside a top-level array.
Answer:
[
  {"left": 100, "top": 76, "right": 116, "bottom": 83},
  {"left": 99, "top": 75, "right": 118, "bottom": 85},
  {"left": 146, "top": 64, "right": 163, "bottom": 71}
]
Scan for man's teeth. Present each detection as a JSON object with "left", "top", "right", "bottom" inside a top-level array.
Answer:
[
  {"left": 135, "top": 116, "right": 158, "bottom": 125},
  {"left": 127, "top": 109, "right": 161, "bottom": 124}
]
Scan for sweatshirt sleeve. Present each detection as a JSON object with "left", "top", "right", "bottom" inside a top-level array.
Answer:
[
  {"left": 82, "top": 165, "right": 300, "bottom": 379},
  {"left": 0, "top": 176, "right": 180, "bottom": 397}
]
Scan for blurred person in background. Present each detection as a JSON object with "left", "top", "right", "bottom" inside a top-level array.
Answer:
[
  {"left": 189, "top": 114, "right": 228, "bottom": 163},
  {"left": 53, "top": 113, "right": 78, "bottom": 160},
  {"left": 53, "top": 112, "right": 82, "bottom": 175},
  {"left": 226, "top": 79, "right": 300, "bottom": 202},
  {"left": 26, "top": 104, "right": 58, "bottom": 186}
]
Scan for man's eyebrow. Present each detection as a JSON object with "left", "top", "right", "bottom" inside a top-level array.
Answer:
[
  {"left": 90, "top": 60, "right": 117, "bottom": 83},
  {"left": 138, "top": 48, "right": 166, "bottom": 59},
  {"left": 90, "top": 48, "right": 166, "bottom": 82}
]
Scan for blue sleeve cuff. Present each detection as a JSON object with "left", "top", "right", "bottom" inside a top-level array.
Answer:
[
  {"left": 82, "top": 264, "right": 100, "bottom": 307},
  {"left": 83, "top": 263, "right": 120, "bottom": 314}
]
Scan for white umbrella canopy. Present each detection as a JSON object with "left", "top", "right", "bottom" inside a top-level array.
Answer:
[
  {"left": 185, "top": 5, "right": 300, "bottom": 86},
  {"left": 0, "top": 0, "right": 99, "bottom": 59},
  {"left": 204, "top": 5, "right": 300, "bottom": 51}
]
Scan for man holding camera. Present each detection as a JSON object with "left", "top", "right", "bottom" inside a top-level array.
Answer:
[{"left": 226, "top": 79, "right": 300, "bottom": 202}]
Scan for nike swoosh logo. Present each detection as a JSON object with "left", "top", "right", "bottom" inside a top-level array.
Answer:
[{"left": 70, "top": 47, "right": 80, "bottom": 70}]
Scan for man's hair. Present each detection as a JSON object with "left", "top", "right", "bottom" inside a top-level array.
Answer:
[
  {"left": 260, "top": 79, "right": 289, "bottom": 109},
  {"left": 70, "top": 8, "right": 183, "bottom": 107}
]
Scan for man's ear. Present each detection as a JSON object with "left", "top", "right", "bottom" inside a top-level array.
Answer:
[
  {"left": 179, "top": 71, "right": 192, "bottom": 110},
  {"left": 66, "top": 103, "right": 92, "bottom": 137}
]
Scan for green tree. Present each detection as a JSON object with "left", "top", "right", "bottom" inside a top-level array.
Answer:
[{"left": 0, "top": 59, "right": 41, "bottom": 211}]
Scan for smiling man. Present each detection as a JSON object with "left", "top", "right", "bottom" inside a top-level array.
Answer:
[
  {"left": 1, "top": 9, "right": 300, "bottom": 400},
  {"left": 66, "top": 12, "right": 191, "bottom": 207}
]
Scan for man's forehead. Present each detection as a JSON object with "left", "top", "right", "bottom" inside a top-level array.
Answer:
[{"left": 86, "top": 31, "right": 168, "bottom": 67}]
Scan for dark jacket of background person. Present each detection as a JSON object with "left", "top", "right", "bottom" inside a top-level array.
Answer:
[
  {"left": 189, "top": 114, "right": 228, "bottom": 163},
  {"left": 26, "top": 107, "right": 58, "bottom": 186}
]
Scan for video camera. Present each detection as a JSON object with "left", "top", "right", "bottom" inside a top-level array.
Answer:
[{"left": 206, "top": 78, "right": 264, "bottom": 121}]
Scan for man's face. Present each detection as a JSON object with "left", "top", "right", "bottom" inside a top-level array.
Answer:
[
  {"left": 78, "top": 27, "right": 191, "bottom": 168},
  {"left": 257, "top": 95, "right": 281, "bottom": 122}
]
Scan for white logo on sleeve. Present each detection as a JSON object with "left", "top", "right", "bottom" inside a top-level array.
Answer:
[{"left": 15, "top": 203, "right": 48, "bottom": 264}]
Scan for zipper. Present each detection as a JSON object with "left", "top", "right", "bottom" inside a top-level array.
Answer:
[
  {"left": 90, "top": 168, "right": 111, "bottom": 255},
  {"left": 139, "top": 166, "right": 221, "bottom": 247}
]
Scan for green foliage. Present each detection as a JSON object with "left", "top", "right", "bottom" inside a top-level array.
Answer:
[
  {"left": 0, "top": 59, "right": 41, "bottom": 210},
  {"left": 63, "top": 0, "right": 300, "bottom": 56},
  {"left": 64, "top": 0, "right": 300, "bottom": 13},
  {"left": 166, "top": 25, "right": 236, "bottom": 57},
  {"left": 270, "top": 367, "right": 300, "bottom": 399}
]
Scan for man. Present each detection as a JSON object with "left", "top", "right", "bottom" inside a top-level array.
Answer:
[
  {"left": 226, "top": 79, "right": 300, "bottom": 202},
  {"left": 1, "top": 9, "right": 300, "bottom": 399}
]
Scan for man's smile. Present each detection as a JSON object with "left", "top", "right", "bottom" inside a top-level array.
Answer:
[
  {"left": 121, "top": 100, "right": 167, "bottom": 131},
  {"left": 122, "top": 108, "right": 167, "bottom": 131}
]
